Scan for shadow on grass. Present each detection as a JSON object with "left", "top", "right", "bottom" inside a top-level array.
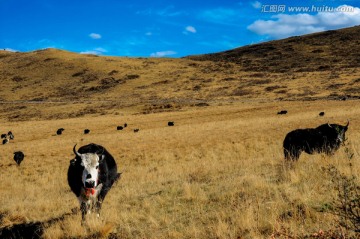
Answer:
[{"left": 0, "top": 208, "right": 78, "bottom": 239}]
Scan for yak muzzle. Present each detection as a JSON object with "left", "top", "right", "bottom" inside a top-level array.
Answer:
[{"left": 85, "top": 180, "right": 95, "bottom": 189}]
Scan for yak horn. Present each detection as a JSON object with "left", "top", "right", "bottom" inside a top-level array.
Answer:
[
  {"left": 73, "top": 144, "right": 82, "bottom": 158},
  {"left": 327, "top": 122, "right": 332, "bottom": 128},
  {"left": 346, "top": 120, "right": 349, "bottom": 127}
]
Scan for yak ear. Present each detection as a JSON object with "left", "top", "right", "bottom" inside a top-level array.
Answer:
[{"left": 99, "top": 154, "right": 105, "bottom": 163}]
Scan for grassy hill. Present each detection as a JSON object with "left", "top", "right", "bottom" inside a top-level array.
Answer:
[
  {"left": 187, "top": 25, "right": 360, "bottom": 73},
  {"left": 0, "top": 26, "right": 359, "bottom": 121}
]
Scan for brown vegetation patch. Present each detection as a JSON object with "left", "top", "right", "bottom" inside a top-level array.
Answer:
[
  {"left": 125, "top": 74, "right": 140, "bottom": 80},
  {"left": 11, "top": 76, "right": 25, "bottom": 82},
  {"left": 72, "top": 69, "right": 88, "bottom": 77},
  {"left": 326, "top": 83, "right": 346, "bottom": 90},
  {"left": 251, "top": 79, "right": 272, "bottom": 85},
  {"left": 232, "top": 87, "right": 252, "bottom": 96},
  {"left": 265, "top": 85, "right": 286, "bottom": 92},
  {"left": 108, "top": 70, "right": 119, "bottom": 76},
  {"left": 151, "top": 80, "right": 170, "bottom": 85},
  {"left": 142, "top": 103, "right": 181, "bottom": 114},
  {"left": 193, "top": 102, "right": 209, "bottom": 107}
]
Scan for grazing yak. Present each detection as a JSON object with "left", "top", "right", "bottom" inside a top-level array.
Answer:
[
  {"left": 117, "top": 126, "right": 123, "bottom": 130},
  {"left": 168, "top": 121, "right": 175, "bottom": 126},
  {"left": 84, "top": 129, "right": 90, "bottom": 134},
  {"left": 277, "top": 110, "right": 288, "bottom": 115},
  {"left": 13, "top": 151, "right": 24, "bottom": 166},
  {"left": 2, "top": 138, "right": 9, "bottom": 145},
  {"left": 57, "top": 128, "right": 65, "bottom": 135},
  {"left": 68, "top": 143, "right": 121, "bottom": 223},
  {"left": 283, "top": 121, "right": 349, "bottom": 161},
  {"left": 8, "top": 131, "right": 14, "bottom": 140}
]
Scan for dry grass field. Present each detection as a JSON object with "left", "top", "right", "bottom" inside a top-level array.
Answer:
[
  {"left": 0, "top": 26, "right": 360, "bottom": 238},
  {"left": 0, "top": 100, "right": 359, "bottom": 239}
]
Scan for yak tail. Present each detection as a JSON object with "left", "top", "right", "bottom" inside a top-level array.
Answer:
[
  {"left": 116, "top": 173, "right": 121, "bottom": 181},
  {"left": 112, "top": 172, "right": 121, "bottom": 184}
]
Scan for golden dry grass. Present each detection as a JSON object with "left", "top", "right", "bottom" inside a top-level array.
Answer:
[{"left": 0, "top": 100, "right": 359, "bottom": 238}]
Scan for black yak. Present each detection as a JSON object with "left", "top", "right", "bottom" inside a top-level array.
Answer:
[
  {"left": 14, "top": 151, "right": 25, "bottom": 166},
  {"left": 8, "top": 131, "right": 14, "bottom": 140},
  {"left": 283, "top": 121, "right": 349, "bottom": 161},
  {"left": 277, "top": 110, "right": 288, "bottom": 115},
  {"left": 57, "top": 128, "right": 65, "bottom": 135}
]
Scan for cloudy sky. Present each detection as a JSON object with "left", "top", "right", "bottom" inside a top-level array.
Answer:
[{"left": 1, "top": 0, "right": 360, "bottom": 57}]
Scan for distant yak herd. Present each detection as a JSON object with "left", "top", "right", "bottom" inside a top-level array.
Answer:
[
  {"left": 1, "top": 112, "right": 352, "bottom": 224},
  {"left": 1, "top": 131, "right": 14, "bottom": 145},
  {"left": 2, "top": 121, "right": 176, "bottom": 168},
  {"left": 277, "top": 110, "right": 325, "bottom": 117}
]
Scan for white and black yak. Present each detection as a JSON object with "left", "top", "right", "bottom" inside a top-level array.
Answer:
[{"left": 67, "top": 143, "right": 121, "bottom": 223}]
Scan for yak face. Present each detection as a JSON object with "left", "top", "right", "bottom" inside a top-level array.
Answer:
[
  {"left": 329, "top": 122, "right": 348, "bottom": 145},
  {"left": 73, "top": 145, "right": 104, "bottom": 194},
  {"left": 80, "top": 153, "right": 101, "bottom": 189}
]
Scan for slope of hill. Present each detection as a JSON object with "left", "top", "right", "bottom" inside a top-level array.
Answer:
[
  {"left": 187, "top": 25, "right": 360, "bottom": 73},
  {"left": 0, "top": 26, "right": 359, "bottom": 121}
]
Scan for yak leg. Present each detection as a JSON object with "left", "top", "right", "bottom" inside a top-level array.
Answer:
[
  {"left": 94, "top": 200, "right": 103, "bottom": 218},
  {"left": 80, "top": 202, "right": 89, "bottom": 224},
  {"left": 284, "top": 147, "right": 301, "bottom": 161}
]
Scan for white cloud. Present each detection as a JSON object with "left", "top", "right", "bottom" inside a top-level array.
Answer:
[
  {"left": 80, "top": 51, "right": 100, "bottom": 55},
  {"left": 185, "top": 26, "right": 197, "bottom": 33},
  {"left": 248, "top": 5, "right": 360, "bottom": 39},
  {"left": 145, "top": 32, "right": 153, "bottom": 36},
  {"left": 317, "top": 5, "right": 360, "bottom": 27},
  {"left": 94, "top": 47, "right": 107, "bottom": 53},
  {"left": 3, "top": 48, "right": 18, "bottom": 52},
  {"left": 89, "top": 33, "right": 102, "bottom": 39},
  {"left": 251, "top": 1, "right": 262, "bottom": 9},
  {"left": 80, "top": 47, "right": 107, "bottom": 55},
  {"left": 150, "top": 50, "right": 177, "bottom": 57}
]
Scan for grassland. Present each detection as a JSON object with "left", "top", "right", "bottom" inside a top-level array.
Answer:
[
  {"left": 0, "top": 26, "right": 360, "bottom": 238},
  {"left": 0, "top": 100, "right": 359, "bottom": 239}
]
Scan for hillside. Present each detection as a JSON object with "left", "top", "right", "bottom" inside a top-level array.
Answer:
[
  {"left": 0, "top": 26, "right": 359, "bottom": 121},
  {"left": 187, "top": 25, "right": 360, "bottom": 73}
]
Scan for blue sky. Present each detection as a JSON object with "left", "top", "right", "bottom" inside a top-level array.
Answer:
[{"left": 1, "top": 0, "right": 360, "bottom": 57}]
